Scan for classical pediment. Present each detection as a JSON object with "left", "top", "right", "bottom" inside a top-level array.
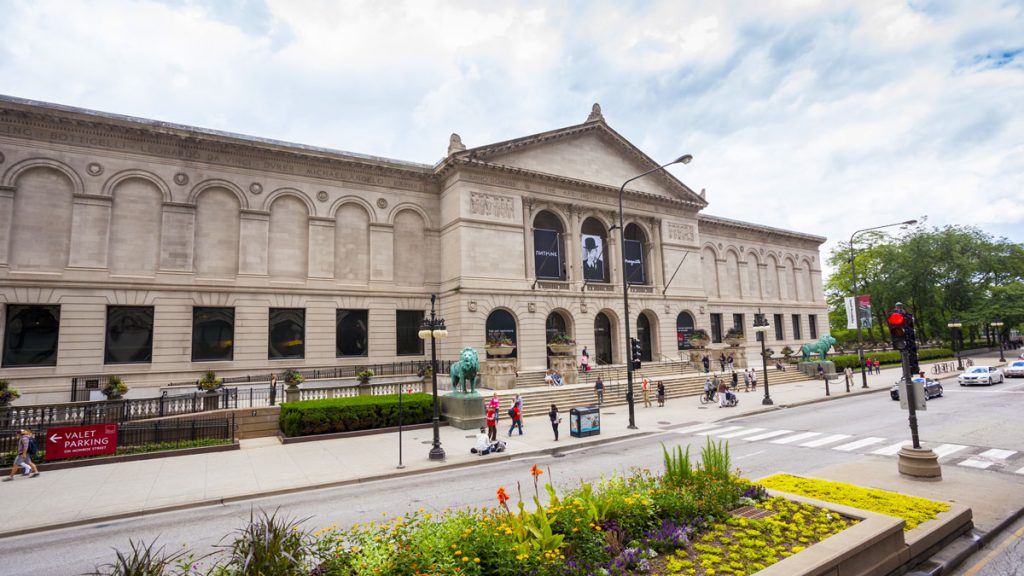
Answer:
[{"left": 446, "top": 105, "right": 706, "bottom": 208}]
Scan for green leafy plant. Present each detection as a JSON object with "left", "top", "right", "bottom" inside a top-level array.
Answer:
[
  {"left": 197, "top": 370, "right": 221, "bottom": 392},
  {"left": 83, "top": 538, "right": 198, "bottom": 576},
  {"left": 0, "top": 379, "right": 21, "bottom": 407},
  {"left": 548, "top": 333, "right": 576, "bottom": 345},
  {"left": 689, "top": 329, "right": 710, "bottom": 347},
  {"left": 486, "top": 333, "right": 514, "bottom": 347},
  {"left": 283, "top": 368, "right": 304, "bottom": 387},
  {"left": 355, "top": 368, "right": 374, "bottom": 383},
  {"left": 102, "top": 375, "right": 128, "bottom": 399},
  {"left": 661, "top": 443, "right": 694, "bottom": 489},
  {"left": 781, "top": 346, "right": 795, "bottom": 359},
  {"left": 278, "top": 393, "right": 433, "bottom": 437},
  {"left": 217, "top": 509, "right": 312, "bottom": 576}
]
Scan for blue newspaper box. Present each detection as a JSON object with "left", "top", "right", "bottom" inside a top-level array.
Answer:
[{"left": 569, "top": 406, "right": 600, "bottom": 438}]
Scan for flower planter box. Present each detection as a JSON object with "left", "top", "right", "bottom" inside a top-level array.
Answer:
[
  {"left": 547, "top": 343, "right": 575, "bottom": 355},
  {"left": 486, "top": 346, "right": 516, "bottom": 357}
]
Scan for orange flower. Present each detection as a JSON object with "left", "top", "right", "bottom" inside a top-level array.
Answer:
[
  {"left": 497, "top": 486, "right": 510, "bottom": 504},
  {"left": 530, "top": 464, "right": 543, "bottom": 477}
]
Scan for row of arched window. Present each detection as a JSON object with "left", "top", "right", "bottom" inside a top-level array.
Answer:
[{"left": 532, "top": 209, "right": 651, "bottom": 284}]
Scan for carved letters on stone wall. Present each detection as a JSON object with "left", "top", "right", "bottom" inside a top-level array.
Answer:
[
  {"left": 469, "top": 191, "right": 514, "bottom": 220},
  {"left": 667, "top": 223, "right": 695, "bottom": 242}
]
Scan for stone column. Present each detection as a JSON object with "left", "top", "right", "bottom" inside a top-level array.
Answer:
[{"left": 0, "top": 185, "right": 13, "bottom": 265}]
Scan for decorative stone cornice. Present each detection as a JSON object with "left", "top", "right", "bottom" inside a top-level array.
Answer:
[{"left": 698, "top": 214, "right": 826, "bottom": 246}]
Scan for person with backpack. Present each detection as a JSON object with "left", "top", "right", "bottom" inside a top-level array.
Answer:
[
  {"left": 5, "top": 430, "right": 39, "bottom": 481},
  {"left": 507, "top": 402, "right": 523, "bottom": 436}
]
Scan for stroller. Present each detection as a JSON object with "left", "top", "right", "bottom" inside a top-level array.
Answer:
[{"left": 722, "top": 390, "right": 739, "bottom": 408}]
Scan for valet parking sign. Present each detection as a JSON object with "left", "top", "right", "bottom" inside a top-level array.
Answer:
[{"left": 45, "top": 424, "right": 118, "bottom": 460}]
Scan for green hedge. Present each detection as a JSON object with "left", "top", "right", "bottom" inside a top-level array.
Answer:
[
  {"left": 828, "top": 348, "right": 954, "bottom": 370},
  {"left": 279, "top": 393, "right": 434, "bottom": 437}
]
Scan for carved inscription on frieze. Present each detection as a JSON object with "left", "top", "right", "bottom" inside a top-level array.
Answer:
[
  {"left": 469, "top": 191, "right": 514, "bottom": 220},
  {"left": 667, "top": 223, "right": 695, "bottom": 242}
]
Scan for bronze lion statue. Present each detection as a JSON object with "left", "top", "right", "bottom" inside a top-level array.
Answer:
[
  {"left": 800, "top": 334, "right": 837, "bottom": 362},
  {"left": 450, "top": 347, "right": 480, "bottom": 394}
]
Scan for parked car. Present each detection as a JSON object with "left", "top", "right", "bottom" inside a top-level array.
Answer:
[
  {"left": 890, "top": 376, "right": 943, "bottom": 401},
  {"left": 1005, "top": 360, "right": 1024, "bottom": 378},
  {"left": 958, "top": 365, "right": 1004, "bottom": 386}
]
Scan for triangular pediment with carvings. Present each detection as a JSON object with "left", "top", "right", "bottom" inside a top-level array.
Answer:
[{"left": 440, "top": 104, "right": 707, "bottom": 209}]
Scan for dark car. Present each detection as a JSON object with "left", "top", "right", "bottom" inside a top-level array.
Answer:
[{"left": 890, "top": 376, "right": 943, "bottom": 401}]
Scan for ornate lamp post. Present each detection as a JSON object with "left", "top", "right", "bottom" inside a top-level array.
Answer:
[
  {"left": 991, "top": 319, "right": 1005, "bottom": 362},
  {"left": 753, "top": 311, "right": 772, "bottom": 405},
  {"left": 947, "top": 317, "right": 964, "bottom": 371},
  {"left": 849, "top": 219, "right": 917, "bottom": 388},
  {"left": 418, "top": 294, "right": 448, "bottom": 460},
  {"left": 618, "top": 154, "right": 692, "bottom": 429}
]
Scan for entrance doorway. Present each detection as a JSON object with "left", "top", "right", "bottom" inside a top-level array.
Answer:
[
  {"left": 594, "top": 312, "right": 612, "bottom": 365},
  {"left": 637, "top": 312, "right": 653, "bottom": 362}
]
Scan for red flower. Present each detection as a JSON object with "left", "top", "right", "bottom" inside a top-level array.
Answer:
[
  {"left": 497, "top": 486, "right": 510, "bottom": 505},
  {"left": 530, "top": 464, "right": 543, "bottom": 478}
]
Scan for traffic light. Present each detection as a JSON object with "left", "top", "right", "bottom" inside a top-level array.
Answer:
[
  {"left": 888, "top": 311, "right": 908, "bottom": 350},
  {"left": 630, "top": 337, "right": 642, "bottom": 369}
]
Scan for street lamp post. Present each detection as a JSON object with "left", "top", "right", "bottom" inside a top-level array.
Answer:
[
  {"left": 947, "top": 317, "right": 964, "bottom": 371},
  {"left": 419, "top": 294, "right": 448, "bottom": 460},
  {"left": 617, "top": 154, "right": 692, "bottom": 430},
  {"left": 752, "top": 311, "right": 772, "bottom": 405},
  {"left": 991, "top": 319, "right": 1005, "bottom": 362},
  {"left": 849, "top": 220, "right": 917, "bottom": 388}
]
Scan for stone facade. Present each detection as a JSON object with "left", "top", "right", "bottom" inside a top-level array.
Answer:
[{"left": 0, "top": 96, "right": 827, "bottom": 402}]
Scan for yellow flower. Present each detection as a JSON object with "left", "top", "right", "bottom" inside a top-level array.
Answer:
[{"left": 474, "top": 558, "right": 480, "bottom": 564}]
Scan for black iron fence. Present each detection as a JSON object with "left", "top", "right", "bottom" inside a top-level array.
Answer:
[
  {"left": 165, "top": 360, "right": 451, "bottom": 388},
  {"left": 0, "top": 414, "right": 234, "bottom": 465}
]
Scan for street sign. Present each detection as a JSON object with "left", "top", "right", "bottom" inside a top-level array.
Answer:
[
  {"left": 897, "top": 379, "right": 926, "bottom": 412},
  {"left": 44, "top": 423, "right": 118, "bottom": 461}
]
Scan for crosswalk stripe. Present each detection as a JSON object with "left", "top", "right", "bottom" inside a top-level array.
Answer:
[
  {"left": 672, "top": 424, "right": 720, "bottom": 434},
  {"left": 979, "top": 449, "right": 1016, "bottom": 460},
  {"left": 958, "top": 458, "right": 993, "bottom": 469},
  {"left": 800, "top": 434, "right": 852, "bottom": 448},
  {"left": 1016, "top": 467, "right": 1024, "bottom": 475},
  {"left": 932, "top": 444, "right": 969, "bottom": 459},
  {"left": 771, "top": 432, "right": 822, "bottom": 444},
  {"left": 744, "top": 430, "right": 794, "bottom": 441},
  {"left": 717, "top": 428, "right": 766, "bottom": 439},
  {"left": 699, "top": 426, "right": 744, "bottom": 436},
  {"left": 833, "top": 437, "right": 885, "bottom": 451},
  {"left": 872, "top": 442, "right": 906, "bottom": 456}
]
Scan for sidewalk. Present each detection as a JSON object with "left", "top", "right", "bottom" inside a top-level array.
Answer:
[{"left": 1, "top": 352, "right": 1019, "bottom": 541}]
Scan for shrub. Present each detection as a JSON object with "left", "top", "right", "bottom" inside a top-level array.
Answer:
[
  {"left": 0, "top": 379, "right": 20, "bottom": 407},
  {"left": 283, "top": 368, "right": 304, "bottom": 387},
  {"left": 217, "top": 509, "right": 313, "bottom": 576},
  {"left": 279, "top": 393, "right": 433, "bottom": 437},
  {"left": 828, "top": 348, "right": 953, "bottom": 370},
  {"left": 355, "top": 368, "right": 374, "bottom": 383},
  {"left": 198, "top": 370, "right": 221, "bottom": 392},
  {"left": 102, "top": 375, "right": 128, "bottom": 399},
  {"left": 83, "top": 538, "right": 198, "bottom": 576}
]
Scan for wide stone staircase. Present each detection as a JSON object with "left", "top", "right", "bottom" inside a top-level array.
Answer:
[{"left": 488, "top": 361, "right": 813, "bottom": 418}]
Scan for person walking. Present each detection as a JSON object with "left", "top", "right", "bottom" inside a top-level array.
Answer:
[
  {"left": 656, "top": 381, "right": 666, "bottom": 407},
  {"left": 594, "top": 376, "right": 604, "bottom": 405},
  {"left": 507, "top": 402, "right": 523, "bottom": 436},
  {"left": 874, "top": 359, "right": 881, "bottom": 375},
  {"left": 844, "top": 366, "right": 853, "bottom": 389},
  {"left": 743, "top": 369, "right": 751, "bottom": 392},
  {"left": 817, "top": 363, "right": 825, "bottom": 380},
  {"left": 701, "top": 354, "right": 710, "bottom": 374},
  {"left": 485, "top": 404, "right": 498, "bottom": 442},
  {"left": 731, "top": 370, "right": 739, "bottom": 390},
  {"left": 727, "top": 354, "right": 735, "bottom": 372},
  {"left": 548, "top": 404, "right": 561, "bottom": 441},
  {"left": 5, "top": 430, "right": 39, "bottom": 481},
  {"left": 488, "top": 392, "right": 501, "bottom": 428},
  {"left": 703, "top": 377, "right": 714, "bottom": 402},
  {"left": 717, "top": 377, "right": 730, "bottom": 408},
  {"left": 719, "top": 353, "right": 727, "bottom": 372},
  {"left": 642, "top": 377, "right": 652, "bottom": 407},
  {"left": 750, "top": 369, "right": 757, "bottom": 391}
]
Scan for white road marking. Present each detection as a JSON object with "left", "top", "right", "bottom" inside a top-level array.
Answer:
[
  {"left": 800, "top": 434, "right": 852, "bottom": 448},
  {"left": 979, "top": 449, "right": 1016, "bottom": 460},
  {"left": 698, "top": 426, "right": 744, "bottom": 436},
  {"left": 833, "top": 437, "right": 885, "bottom": 451},
  {"left": 744, "top": 430, "right": 794, "bottom": 441},
  {"left": 735, "top": 450, "right": 765, "bottom": 460},
  {"left": 931, "top": 444, "right": 970, "bottom": 459},
  {"left": 1015, "top": 466, "right": 1024, "bottom": 475},
  {"left": 718, "top": 428, "right": 766, "bottom": 439},
  {"left": 958, "top": 458, "right": 993, "bottom": 469},
  {"left": 872, "top": 442, "right": 906, "bottom": 456},
  {"left": 770, "top": 432, "right": 822, "bottom": 444},
  {"left": 672, "top": 424, "right": 720, "bottom": 434}
]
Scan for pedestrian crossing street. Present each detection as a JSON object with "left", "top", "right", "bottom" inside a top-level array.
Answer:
[{"left": 669, "top": 423, "right": 1024, "bottom": 476}]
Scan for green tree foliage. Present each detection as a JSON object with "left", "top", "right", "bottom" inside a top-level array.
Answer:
[{"left": 825, "top": 224, "right": 1024, "bottom": 345}]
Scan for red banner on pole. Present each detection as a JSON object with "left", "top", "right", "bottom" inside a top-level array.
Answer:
[
  {"left": 856, "top": 295, "right": 873, "bottom": 328},
  {"left": 44, "top": 424, "right": 118, "bottom": 460}
]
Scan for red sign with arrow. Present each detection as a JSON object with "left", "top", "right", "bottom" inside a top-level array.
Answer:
[{"left": 44, "top": 424, "right": 118, "bottom": 461}]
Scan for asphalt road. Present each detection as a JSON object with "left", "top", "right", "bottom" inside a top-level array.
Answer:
[{"left": 6, "top": 378, "right": 1023, "bottom": 575}]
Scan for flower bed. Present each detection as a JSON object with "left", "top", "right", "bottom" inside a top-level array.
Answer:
[{"left": 758, "top": 473, "right": 950, "bottom": 531}]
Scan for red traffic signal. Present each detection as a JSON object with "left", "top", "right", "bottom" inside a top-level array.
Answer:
[{"left": 888, "top": 312, "right": 905, "bottom": 326}]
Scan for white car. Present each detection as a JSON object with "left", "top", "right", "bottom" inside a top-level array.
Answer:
[
  {"left": 958, "top": 366, "right": 1004, "bottom": 386},
  {"left": 1006, "top": 361, "right": 1024, "bottom": 378}
]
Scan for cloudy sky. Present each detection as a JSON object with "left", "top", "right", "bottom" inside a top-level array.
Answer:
[{"left": 1, "top": 0, "right": 1021, "bottom": 264}]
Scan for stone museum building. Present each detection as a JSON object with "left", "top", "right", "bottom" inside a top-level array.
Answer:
[{"left": 0, "top": 96, "right": 827, "bottom": 402}]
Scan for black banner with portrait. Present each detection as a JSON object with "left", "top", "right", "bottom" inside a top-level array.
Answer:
[
  {"left": 533, "top": 228, "right": 562, "bottom": 280},
  {"left": 624, "top": 239, "right": 645, "bottom": 284},
  {"left": 582, "top": 234, "right": 605, "bottom": 282}
]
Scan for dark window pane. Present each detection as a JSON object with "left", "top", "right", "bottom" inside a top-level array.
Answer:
[
  {"left": 710, "top": 313, "right": 723, "bottom": 343},
  {"left": 105, "top": 306, "right": 154, "bottom": 364},
  {"left": 774, "top": 314, "right": 784, "bottom": 341},
  {"left": 3, "top": 305, "right": 60, "bottom": 367},
  {"left": 732, "top": 313, "right": 744, "bottom": 332},
  {"left": 545, "top": 313, "right": 567, "bottom": 343},
  {"left": 396, "top": 310, "right": 424, "bottom": 356},
  {"left": 809, "top": 315, "right": 818, "bottom": 339},
  {"left": 192, "top": 307, "right": 234, "bottom": 362},
  {"left": 486, "top": 309, "right": 518, "bottom": 358},
  {"left": 269, "top": 308, "right": 305, "bottom": 360},
  {"left": 792, "top": 314, "right": 802, "bottom": 340},
  {"left": 337, "top": 309, "right": 368, "bottom": 357},
  {"left": 676, "top": 312, "right": 695, "bottom": 350}
]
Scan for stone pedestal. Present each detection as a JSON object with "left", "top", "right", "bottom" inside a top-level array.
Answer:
[
  {"left": 285, "top": 386, "right": 300, "bottom": 403},
  {"left": 898, "top": 446, "right": 942, "bottom": 479},
  {"left": 441, "top": 392, "right": 486, "bottom": 430},
  {"left": 548, "top": 355, "right": 578, "bottom": 385},
  {"left": 798, "top": 360, "right": 836, "bottom": 378},
  {"left": 481, "top": 358, "right": 518, "bottom": 390},
  {"left": 202, "top": 392, "right": 221, "bottom": 411}
]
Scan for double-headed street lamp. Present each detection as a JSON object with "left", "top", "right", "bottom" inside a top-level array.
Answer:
[
  {"left": 947, "top": 317, "right": 964, "bottom": 371},
  {"left": 418, "top": 294, "right": 448, "bottom": 460},
  {"left": 849, "top": 219, "right": 917, "bottom": 388},
  {"left": 618, "top": 153, "right": 692, "bottom": 430},
  {"left": 991, "top": 319, "right": 1005, "bottom": 362},
  {"left": 752, "top": 311, "right": 772, "bottom": 405}
]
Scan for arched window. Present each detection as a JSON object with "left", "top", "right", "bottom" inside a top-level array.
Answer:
[
  {"left": 11, "top": 167, "right": 74, "bottom": 271},
  {"left": 594, "top": 312, "right": 612, "bottom": 364},
  {"left": 533, "top": 210, "right": 566, "bottom": 280},
  {"left": 676, "top": 311, "right": 696, "bottom": 350},
  {"left": 485, "top": 309, "right": 517, "bottom": 358},
  {"left": 545, "top": 312, "right": 568, "bottom": 342},
  {"left": 623, "top": 223, "right": 648, "bottom": 285},
  {"left": 581, "top": 217, "right": 609, "bottom": 283},
  {"left": 637, "top": 312, "right": 653, "bottom": 361}
]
